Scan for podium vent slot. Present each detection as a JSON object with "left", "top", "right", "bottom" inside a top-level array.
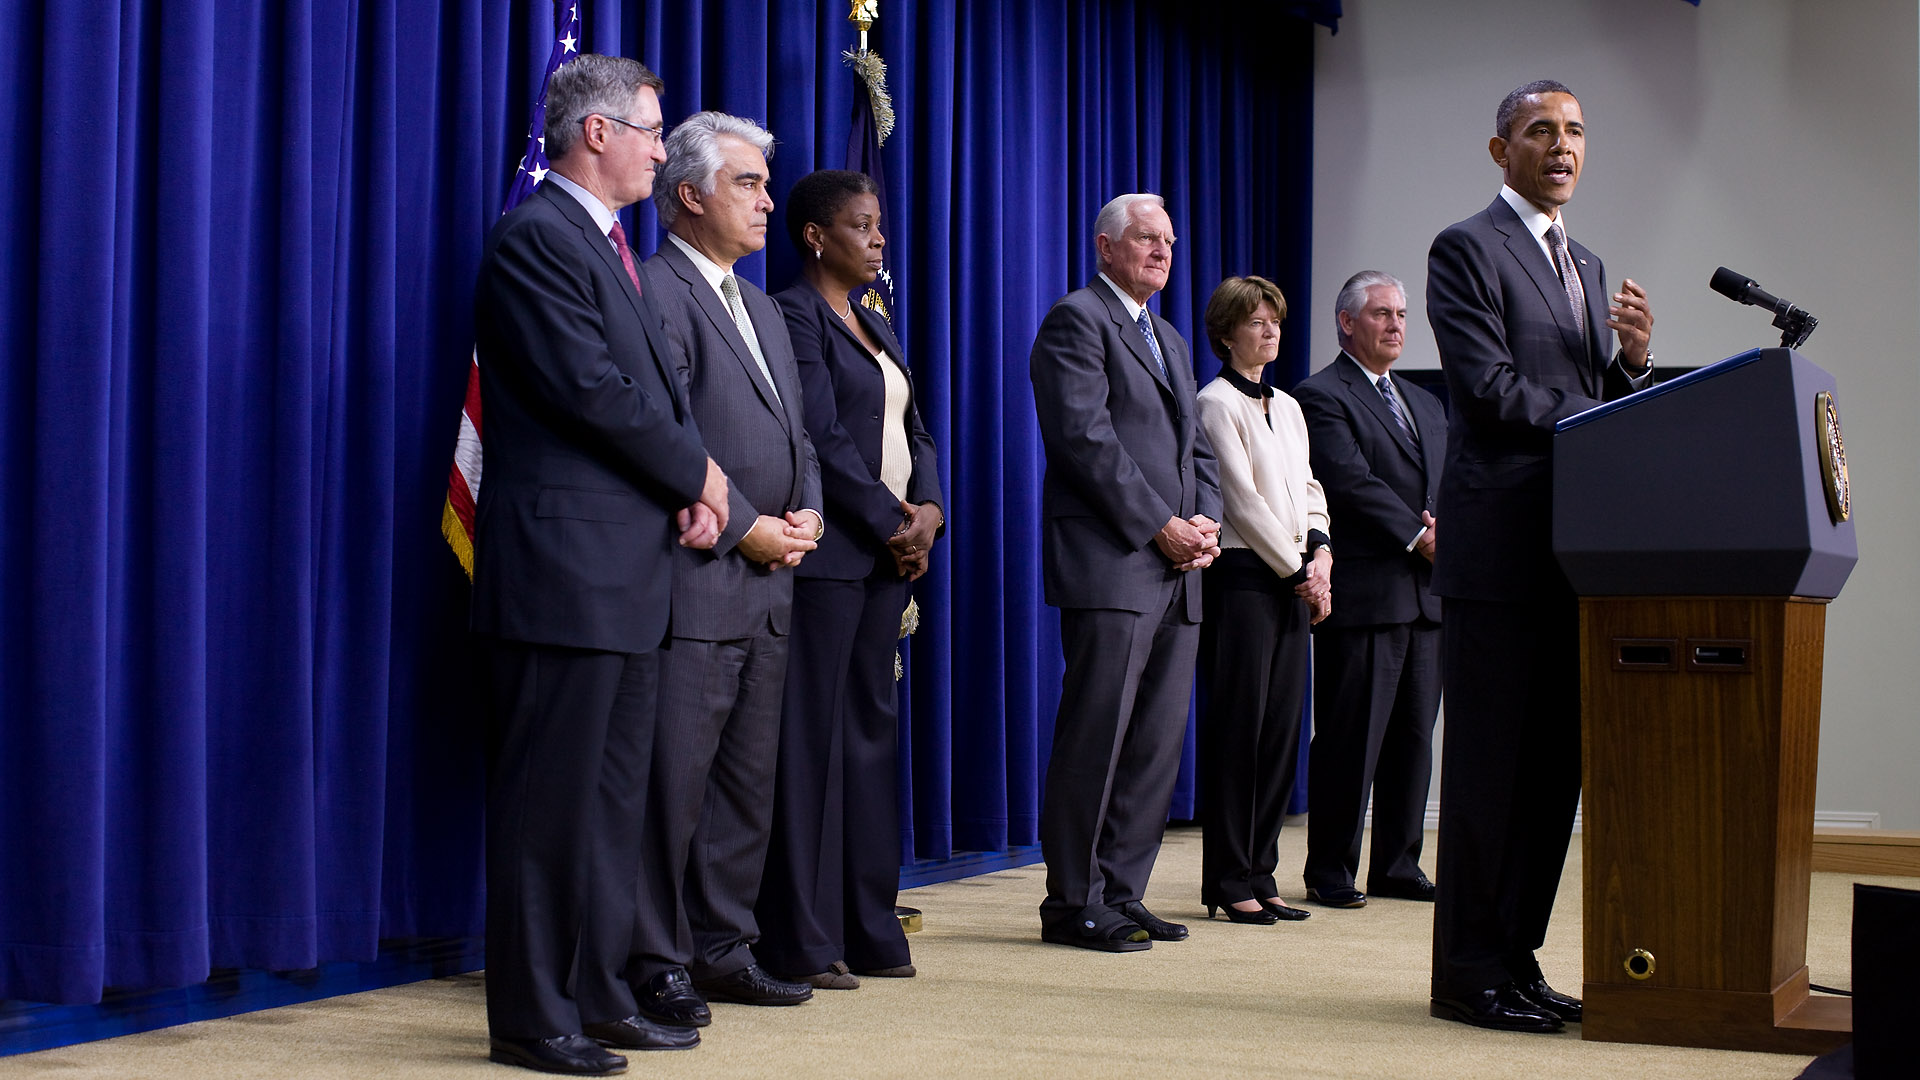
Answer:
[
  {"left": 1688, "top": 639, "right": 1752, "bottom": 672},
  {"left": 1612, "top": 639, "right": 1677, "bottom": 671}
]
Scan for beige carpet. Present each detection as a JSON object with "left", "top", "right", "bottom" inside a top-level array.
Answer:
[{"left": 4, "top": 825, "right": 1892, "bottom": 1079}]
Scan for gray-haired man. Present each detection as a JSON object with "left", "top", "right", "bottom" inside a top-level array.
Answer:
[
  {"left": 1029, "top": 193, "right": 1221, "bottom": 952},
  {"left": 1292, "top": 271, "right": 1445, "bottom": 911},
  {"left": 630, "top": 111, "right": 823, "bottom": 1025}
]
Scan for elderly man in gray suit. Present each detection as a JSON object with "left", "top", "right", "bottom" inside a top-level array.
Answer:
[
  {"left": 630, "top": 111, "right": 823, "bottom": 1025},
  {"left": 1029, "top": 193, "right": 1222, "bottom": 952}
]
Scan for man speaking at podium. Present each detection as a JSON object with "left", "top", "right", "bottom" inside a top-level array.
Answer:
[{"left": 1424, "top": 80, "right": 1654, "bottom": 1034}]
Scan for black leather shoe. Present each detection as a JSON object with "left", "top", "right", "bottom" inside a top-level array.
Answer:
[
  {"left": 1258, "top": 898, "right": 1312, "bottom": 921},
  {"left": 1205, "top": 899, "right": 1279, "bottom": 925},
  {"left": 1041, "top": 914, "right": 1151, "bottom": 952},
  {"left": 1117, "top": 901, "right": 1188, "bottom": 941},
  {"left": 1305, "top": 885, "right": 1368, "bottom": 908},
  {"left": 488, "top": 1033, "right": 628, "bottom": 1075},
  {"left": 1515, "top": 979, "right": 1583, "bottom": 1023},
  {"left": 1369, "top": 876, "right": 1436, "bottom": 902},
  {"left": 1430, "top": 983, "right": 1566, "bottom": 1033},
  {"left": 636, "top": 968, "right": 711, "bottom": 1028},
  {"left": 693, "top": 963, "right": 813, "bottom": 1006},
  {"left": 582, "top": 1014, "right": 699, "bottom": 1051}
]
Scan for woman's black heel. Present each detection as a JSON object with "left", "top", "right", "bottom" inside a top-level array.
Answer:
[{"left": 1204, "top": 898, "right": 1279, "bottom": 925}]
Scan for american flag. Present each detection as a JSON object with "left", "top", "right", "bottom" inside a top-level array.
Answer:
[{"left": 442, "top": 0, "right": 581, "bottom": 577}]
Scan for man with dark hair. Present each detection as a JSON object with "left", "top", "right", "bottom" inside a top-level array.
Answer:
[
  {"left": 1424, "top": 80, "right": 1654, "bottom": 1033},
  {"left": 472, "top": 53, "right": 727, "bottom": 1074},
  {"left": 1293, "top": 271, "right": 1445, "bottom": 912},
  {"left": 1029, "top": 193, "right": 1221, "bottom": 952}
]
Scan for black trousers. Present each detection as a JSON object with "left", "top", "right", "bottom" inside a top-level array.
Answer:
[
  {"left": 1038, "top": 581, "right": 1199, "bottom": 929},
  {"left": 1431, "top": 595, "right": 1582, "bottom": 997},
  {"left": 1302, "top": 620, "right": 1440, "bottom": 893},
  {"left": 480, "top": 637, "right": 653, "bottom": 1039},
  {"left": 632, "top": 629, "right": 787, "bottom": 982},
  {"left": 755, "top": 571, "right": 911, "bottom": 975},
  {"left": 1197, "top": 570, "right": 1310, "bottom": 904}
]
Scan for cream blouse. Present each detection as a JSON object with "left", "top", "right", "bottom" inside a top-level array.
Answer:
[{"left": 1194, "top": 375, "right": 1330, "bottom": 578}]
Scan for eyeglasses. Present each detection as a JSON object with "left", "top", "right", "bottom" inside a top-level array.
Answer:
[
  {"left": 581, "top": 113, "right": 666, "bottom": 144},
  {"left": 1125, "top": 230, "right": 1177, "bottom": 250}
]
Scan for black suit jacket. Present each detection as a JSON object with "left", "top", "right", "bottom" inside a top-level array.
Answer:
[
  {"left": 641, "top": 240, "right": 820, "bottom": 640},
  {"left": 772, "top": 284, "right": 943, "bottom": 582},
  {"left": 471, "top": 181, "right": 708, "bottom": 654},
  {"left": 1292, "top": 353, "right": 1445, "bottom": 627},
  {"left": 1030, "top": 279, "right": 1219, "bottom": 621},
  {"left": 1425, "top": 195, "right": 1639, "bottom": 602}
]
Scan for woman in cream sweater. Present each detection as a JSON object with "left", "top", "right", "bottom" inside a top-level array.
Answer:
[{"left": 1192, "top": 275, "right": 1330, "bottom": 925}]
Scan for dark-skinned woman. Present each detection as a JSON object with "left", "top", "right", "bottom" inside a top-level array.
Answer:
[
  {"left": 753, "top": 170, "right": 945, "bottom": 989},
  {"left": 1193, "top": 275, "right": 1331, "bottom": 926}
]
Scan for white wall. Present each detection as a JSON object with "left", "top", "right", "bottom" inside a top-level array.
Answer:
[{"left": 1312, "top": 0, "right": 1920, "bottom": 828}]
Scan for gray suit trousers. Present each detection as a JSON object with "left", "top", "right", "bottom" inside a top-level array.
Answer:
[
  {"left": 634, "top": 630, "right": 788, "bottom": 981},
  {"left": 1039, "top": 581, "right": 1198, "bottom": 928}
]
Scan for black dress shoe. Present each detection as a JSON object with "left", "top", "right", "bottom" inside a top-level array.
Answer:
[
  {"left": 1430, "top": 983, "right": 1566, "bottom": 1034},
  {"left": 1041, "top": 913, "right": 1151, "bottom": 952},
  {"left": 693, "top": 963, "right": 813, "bottom": 1006},
  {"left": 582, "top": 1014, "right": 700, "bottom": 1051},
  {"left": 1515, "top": 978, "right": 1583, "bottom": 1023},
  {"left": 1117, "top": 901, "right": 1187, "bottom": 941},
  {"left": 1258, "top": 899, "right": 1312, "bottom": 921},
  {"left": 1305, "top": 885, "right": 1368, "bottom": 908},
  {"left": 1205, "top": 899, "right": 1279, "bottom": 925},
  {"left": 636, "top": 968, "right": 711, "bottom": 1028},
  {"left": 488, "top": 1033, "right": 628, "bottom": 1075},
  {"left": 1368, "top": 876, "right": 1436, "bottom": 902}
]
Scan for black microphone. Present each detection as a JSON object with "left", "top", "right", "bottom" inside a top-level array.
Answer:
[
  {"left": 1709, "top": 266, "right": 1818, "bottom": 349},
  {"left": 1710, "top": 266, "right": 1791, "bottom": 316}
]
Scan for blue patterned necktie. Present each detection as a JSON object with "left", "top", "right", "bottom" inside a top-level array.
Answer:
[
  {"left": 1135, "top": 309, "right": 1168, "bottom": 378},
  {"left": 1377, "top": 374, "right": 1419, "bottom": 446}
]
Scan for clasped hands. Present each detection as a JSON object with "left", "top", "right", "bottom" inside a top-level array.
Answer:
[
  {"left": 1155, "top": 514, "right": 1221, "bottom": 572},
  {"left": 676, "top": 456, "right": 732, "bottom": 549},
  {"left": 676, "top": 457, "right": 820, "bottom": 570},
  {"left": 1414, "top": 511, "right": 1437, "bottom": 564},
  {"left": 1295, "top": 546, "right": 1332, "bottom": 625},
  {"left": 888, "top": 500, "right": 942, "bottom": 581}
]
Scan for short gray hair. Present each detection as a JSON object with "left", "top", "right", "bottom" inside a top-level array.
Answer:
[
  {"left": 1092, "top": 193, "right": 1165, "bottom": 268},
  {"left": 545, "top": 54, "right": 665, "bottom": 161},
  {"left": 653, "top": 111, "right": 777, "bottom": 227},
  {"left": 1334, "top": 270, "right": 1405, "bottom": 341}
]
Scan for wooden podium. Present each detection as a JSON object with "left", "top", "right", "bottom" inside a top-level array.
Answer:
[{"left": 1552, "top": 348, "right": 1857, "bottom": 1054}]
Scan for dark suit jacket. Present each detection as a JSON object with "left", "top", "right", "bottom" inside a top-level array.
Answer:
[
  {"left": 641, "top": 239, "right": 821, "bottom": 640},
  {"left": 1030, "top": 278, "right": 1220, "bottom": 621},
  {"left": 772, "top": 284, "right": 943, "bottom": 582},
  {"left": 471, "top": 181, "right": 708, "bottom": 654},
  {"left": 1426, "top": 195, "right": 1640, "bottom": 602},
  {"left": 1292, "top": 353, "right": 1446, "bottom": 627}
]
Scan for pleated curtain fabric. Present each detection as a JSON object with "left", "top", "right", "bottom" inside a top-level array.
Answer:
[{"left": 0, "top": 0, "right": 1326, "bottom": 1003}]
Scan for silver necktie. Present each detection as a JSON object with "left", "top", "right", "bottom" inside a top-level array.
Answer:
[{"left": 721, "top": 274, "right": 781, "bottom": 404}]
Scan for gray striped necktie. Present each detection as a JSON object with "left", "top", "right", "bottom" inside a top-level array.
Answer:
[
  {"left": 1545, "top": 222, "right": 1586, "bottom": 339},
  {"left": 1377, "top": 375, "right": 1419, "bottom": 446}
]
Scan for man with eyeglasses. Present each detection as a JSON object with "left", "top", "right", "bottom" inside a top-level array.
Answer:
[
  {"left": 471, "top": 53, "right": 729, "bottom": 1075},
  {"left": 1029, "top": 193, "right": 1221, "bottom": 953}
]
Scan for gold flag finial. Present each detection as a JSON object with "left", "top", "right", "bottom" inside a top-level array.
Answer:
[{"left": 849, "top": 0, "right": 877, "bottom": 53}]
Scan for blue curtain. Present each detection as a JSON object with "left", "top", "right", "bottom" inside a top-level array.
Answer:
[
  {"left": 0, "top": 0, "right": 1326, "bottom": 1005},
  {"left": 603, "top": 1, "right": 1320, "bottom": 859}
]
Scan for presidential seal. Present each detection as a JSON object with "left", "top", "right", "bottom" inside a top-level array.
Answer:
[{"left": 1815, "top": 390, "right": 1849, "bottom": 523}]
